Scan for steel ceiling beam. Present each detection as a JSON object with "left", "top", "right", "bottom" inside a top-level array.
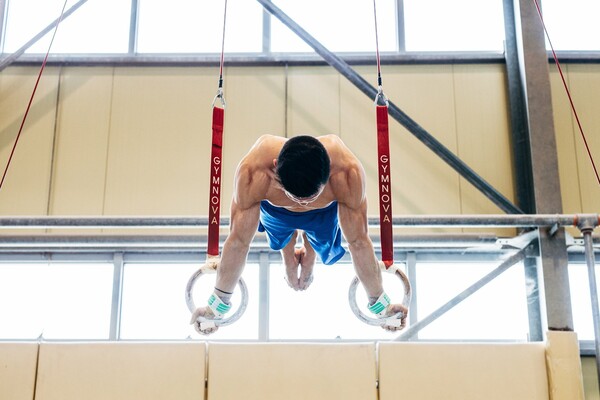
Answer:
[
  {"left": 510, "top": 0, "right": 574, "bottom": 335},
  {"left": 503, "top": 0, "right": 536, "bottom": 214}
]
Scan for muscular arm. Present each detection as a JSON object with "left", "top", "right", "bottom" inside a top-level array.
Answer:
[
  {"left": 339, "top": 202, "right": 383, "bottom": 302},
  {"left": 215, "top": 198, "right": 260, "bottom": 294},
  {"left": 191, "top": 139, "right": 272, "bottom": 333},
  {"left": 333, "top": 143, "right": 408, "bottom": 330},
  {"left": 191, "top": 195, "right": 259, "bottom": 334},
  {"left": 214, "top": 147, "right": 271, "bottom": 294},
  {"left": 335, "top": 166, "right": 384, "bottom": 302}
]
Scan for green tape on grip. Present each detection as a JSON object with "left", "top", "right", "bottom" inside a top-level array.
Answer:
[
  {"left": 368, "top": 292, "right": 391, "bottom": 316},
  {"left": 208, "top": 293, "right": 231, "bottom": 318}
]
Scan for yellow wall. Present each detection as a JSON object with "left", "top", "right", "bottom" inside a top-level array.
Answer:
[
  {"left": 581, "top": 357, "right": 600, "bottom": 400},
  {"left": 0, "top": 64, "right": 597, "bottom": 231},
  {"left": 551, "top": 64, "right": 600, "bottom": 215}
]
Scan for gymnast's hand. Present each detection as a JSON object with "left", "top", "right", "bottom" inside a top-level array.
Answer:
[
  {"left": 189, "top": 306, "right": 219, "bottom": 335},
  {"left": 283, "top": 245, "right": 316, "bottom": 291},
  {"left": 382, "top": 303, "right": 408, "bottom": 332}
]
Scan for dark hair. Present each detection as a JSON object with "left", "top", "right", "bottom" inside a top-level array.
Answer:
[{"left": 276, "top": 135, "right": 330, "bottom": 198}]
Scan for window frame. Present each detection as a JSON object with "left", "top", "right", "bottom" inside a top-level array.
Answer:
[
  {"left": 0, "top": 233, "right": 598, "bottom": 347},
  {"left": 3, "top": 0, "right": 599, "bottom": 67}
]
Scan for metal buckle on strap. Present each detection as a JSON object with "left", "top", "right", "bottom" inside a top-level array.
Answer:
[
  {"left": 212, "top": 87, "right": 227, "bottom": 109},
  {"left": 374, "top": 86, "right": 389, "bottom": 107}
]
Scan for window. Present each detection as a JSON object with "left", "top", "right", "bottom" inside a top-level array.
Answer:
[
  {"left": 3, "top": 0, "right": 130, "bottom": 53},
  {"left": 270, "top": 0, "right": 397, "bottom": 53},
  {"left": 269, "top": 262, "right": 398, "bottom": 340},
  {"left": 43, "top": 263, "right": 114, "bottom": 339},
  {"left": 0, "top": 251, "right": 594, "bottom": 343},
  {"left": 120, "top": 262, "right": 260, "bottom": 340},
  {"left": 0, "top": 262, "right": 113, "bottom": 340},
  {"left": 541, "top": 0, "right": 600, "bottom": 51},
  {"left": 415, "top": 261, "right": 529, "bottom": 340},
  {"left": 403, "top": 0, "right": 505, "bottom": 51},
  {"left": 2, "top": 0, "right": 598, "bottom": 57},
  {"left": 136, "top": 0, "right": 263, "bottom": 53},
  {"left": 0, "top": 263, "right": 47, "bottom": 339},
  {"left": 569, "top": 262, "right": 599, "bottom": 341},
  {"left": 1, "top": 0, "right": 512, "bottom": 57}
]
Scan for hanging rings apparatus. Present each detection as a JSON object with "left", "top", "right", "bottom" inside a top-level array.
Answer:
[
  {"left": 186, "top": 257, "right": 249, "bottom": 332},
  {"left": 348, "top": 261, "right": 412, "bottom": 328}
]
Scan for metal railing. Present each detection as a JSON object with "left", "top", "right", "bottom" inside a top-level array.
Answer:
[{"left": 0, "top": 213, "right": 595, "bottom": 229}]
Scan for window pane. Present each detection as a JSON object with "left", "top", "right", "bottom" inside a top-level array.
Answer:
[
  {"left": 43, "top": 263, "right": 114, "bottom": 339},
  {"left": 569, "top": 262, "right": 598, "bottom": 340},
  {"left": 271, "top": 0, "right": 397, "bottom": 53},
  {"left": 404, "top": 0, "right": 504, "bottom": 51},
  {"left": 3, "top": 0, "right": 130, "bottom": 53},
  {"left": 541, "top": 0, "right": 600, "bottom": 50},
  {"left": 269, "top": 262, "right": 401, "bottom": 340},
  {"left": 0, "top": 263, "right": 113, "bottom": 339},
  {"left": 137, "top": 0, "right": 262, "bottom": 53},
  {"left": 120, "top": 262, "right": 259, "bottom": 340},
  {"left": 416, "top": 261, "right": 529, "bottom": 340},
  {"left": 3, "top": 0, "right": 66, "bottom": 53},
  {"left": 0, "top": 264, "right": 47, "bottom": 339}
]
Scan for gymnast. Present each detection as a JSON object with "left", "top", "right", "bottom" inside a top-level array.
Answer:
[{"left": 191, "top": 134, "right": 407, "bottom": 334}]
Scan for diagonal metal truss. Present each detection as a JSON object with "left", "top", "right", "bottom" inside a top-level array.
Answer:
[
  {"left": 256, "top": 0, "right": 522, "bottom": 215},
  {"left": 0, "top": 0, "right": 90, "bottom": 72},
  {"left": 395, "top": 246, "right": 529, "bottom": 341}
]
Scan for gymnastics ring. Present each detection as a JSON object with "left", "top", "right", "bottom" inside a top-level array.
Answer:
[
  {"left": 348, "top": 261, "right": 411, "bottom": 327},
  {"left": 185, "top": 256, "right": 249, "bottom": 332}
]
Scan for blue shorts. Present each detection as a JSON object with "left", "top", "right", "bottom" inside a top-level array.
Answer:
[{"left": 258, "top": 200, "right": 346, "bottom": 265}]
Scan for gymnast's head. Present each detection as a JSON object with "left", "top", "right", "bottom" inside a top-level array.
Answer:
[{"left": 275, "top": 135, "right": 331, "bottom": 202}]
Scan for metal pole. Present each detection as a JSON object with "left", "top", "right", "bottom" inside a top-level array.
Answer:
[
  {"left": 0, "top": 0, "right": 90, "bottom": 72},
  {"left": 502, "top": 0, "right": 535, "bottom": 214},
  {"left": 387, "top": 214, "right": 582, "bottom": 227},
  {"left": 406, "top": 251, "right": 418, "bottom": 337},
  {"left": 109, "top": 252, "right": 124, "bottom": 340},
  {"left": 262, "top": 8, "right": 271, "bottom": 53},
  {"left": 258, "top": 251, "right": 270, "bottom": 341},
  {"left": 0, "top": 216, "right": 212, "bottom": 228},
  {"left": 395, "top": 0, "right": 405, "bottom": 52},
  {"left": 255, "top": 0, "right": 522, "bottom": 215},
  {"left": 0, "top": 0, "right": 8, "bottom": 52},
  {"left": 395, "top": 249, "right": 527, "bottom": 341},
  {"left": 128, "top": 0, "right": 139, "bottom": 54},
  {"left": 524, "top": 255, "right": 544, "bottom": 341},
  {"left": 513, "top": 0, "right": 573, "bottom": 332},
  {"left": 579, "top": 221, "right": 600, "bottom": 387},
  {"left": 0, "top": 214, "right": 595, "bottom": 229}
]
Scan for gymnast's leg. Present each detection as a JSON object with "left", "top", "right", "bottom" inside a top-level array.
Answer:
[{"left": 281, "top": 230, "right": 315, "bottom": 291}]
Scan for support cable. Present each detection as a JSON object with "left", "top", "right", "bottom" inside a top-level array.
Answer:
[
  {"left": 373, "top": 0, "right": 393, "bottom": 267},
  {"left": 207, "top": 0, "right": 228, "bottom": 257},
  {"left": 531, "top": 0, "right": 600, "bottom": 186},
  {"left": 0, "top": 0, "right": 70, "bottom": 191}
]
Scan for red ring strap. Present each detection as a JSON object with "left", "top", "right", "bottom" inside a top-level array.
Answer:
[
  {"left": 207, "top": 106, "right": 224, "bottom": 257},
  {"left": 377, "top": 105, "right": 393, "bottom": 268}
]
